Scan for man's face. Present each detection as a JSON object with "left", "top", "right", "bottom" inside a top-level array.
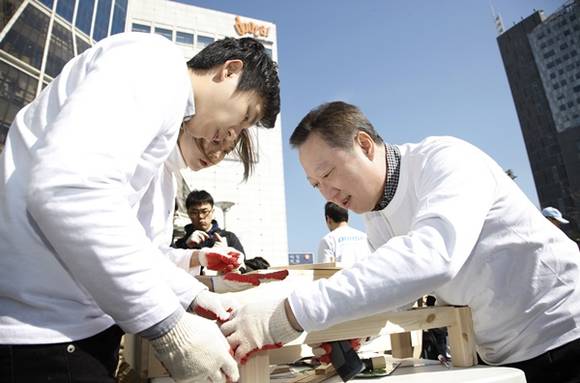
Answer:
[
  {"left": 299, "top": 132, "right": 385, "bottom": 214},
  {"left": 187, "top": 202, "right": 214, "bottom": 231},
  {"left": 181, "top": 60, "right": 264, "bottom": 151}
]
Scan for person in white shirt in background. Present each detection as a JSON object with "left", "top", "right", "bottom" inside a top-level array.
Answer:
[
  {"left": 317, "top": 201, "right": 370, "bottom": 267},
  {"left": 221, "top": 101, "right": 580, "bottom": 383},
  {"left": 0, "top": 32, "right": 280, "bottom": 383}
]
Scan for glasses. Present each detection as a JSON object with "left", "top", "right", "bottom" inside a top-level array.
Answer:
[{"left": 188, "top": 208, "right": 213, "bottom": 218}]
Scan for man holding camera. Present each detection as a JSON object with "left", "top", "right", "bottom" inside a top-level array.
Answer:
[{"left": 174, "top": 190, "right": 245, "bottom": 268}]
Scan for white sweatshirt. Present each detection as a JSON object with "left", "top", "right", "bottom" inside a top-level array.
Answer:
[
  {"left": 0, "top": 33, "right": 207, "bottom": 344},
  {"left": 316, "top": 225, "right": 370, "bottom": 267},
  {"left": 289, "top": 136, "right": 580, "bottom": 365}
]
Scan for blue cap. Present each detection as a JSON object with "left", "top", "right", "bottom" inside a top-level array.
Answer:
[{"left": 542, "top": 207, "right": 569, "bottom": 224}]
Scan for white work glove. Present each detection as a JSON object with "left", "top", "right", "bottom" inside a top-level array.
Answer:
[
  {"left": 150, "top": 312, "right": 239, "bottom": 383},
  {"left": 220, "top": 298, "right": 302, "bottom": 364},
  {"left": 190, "top": 289, "right": 238, "bottom": 322},
  {"left": 211, "top": 270, "right": 289, "bottom": 293},
  {"left": 197, "top": 247, "right": 242, "bottom": 272},
  {"left": 186, "top": 230, "right": 210, "bottom": 247}
]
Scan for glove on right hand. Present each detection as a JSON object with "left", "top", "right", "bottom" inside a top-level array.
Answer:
[
  {"left": 197, "top": 247, "right": 242, "bottom": 272},
  {"left": 150, "top": 312, "right": 239, "bottom": 383}
]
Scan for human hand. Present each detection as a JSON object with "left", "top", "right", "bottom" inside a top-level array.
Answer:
[
  {"left": 197, "top": 247, "right": 242, "bottom": 272},
  {"left": 310, "top": 339, "right": 362, "bottom": 364},
  {"left": 211, "top": 270, "right": 289, "bottom": 293},
  {"left": 220, "top": 298, "right": 302, "bottom": 364},
  {"left": 190, "top": 289, "right": 238, "bottom": 322},
  {"left": 150, "top": 312, "right": 239, "bottom": 382},
  {"left": 213, "top": 232, "right": 228, "bottom": 247},
  {"left": 186, "top": 230, "right": 210, "bottom": 247}
]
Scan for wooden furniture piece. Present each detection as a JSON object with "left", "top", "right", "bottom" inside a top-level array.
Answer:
[{"left": 239, "top": 305, "right": 477, "bottom": 383}]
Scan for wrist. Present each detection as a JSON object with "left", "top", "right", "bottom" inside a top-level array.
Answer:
[
  {"left": 190, "top": 250, "right": 201, "bottom": 268},
  {"left": 284, "top": 298, "right": 304, "bottom": 332}
]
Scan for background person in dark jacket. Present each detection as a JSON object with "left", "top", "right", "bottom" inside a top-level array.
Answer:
[{"left": 174, "top": 190, "right": 247, "bottom": 273}]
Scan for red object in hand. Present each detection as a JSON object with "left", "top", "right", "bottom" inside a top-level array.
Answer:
[
  {"left": 222, "top": 269, "right": 289, "bottom": 287},
  {"left": 256, "top": 269, "right": 289, "bottom": 281},
  {"left": 205, "top": 251, "right": 240, "bottom": 272},
  {"left": 318, "top": 339, "right": 361, "bottom": 364}
]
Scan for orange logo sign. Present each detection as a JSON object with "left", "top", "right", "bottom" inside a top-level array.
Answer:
[{"left": 234, "top": 16, "right": 270, "bottom": 38}]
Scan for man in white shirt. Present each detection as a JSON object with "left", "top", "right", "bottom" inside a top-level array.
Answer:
[
  {"left": 221, "top": 101, "right": 580, "bottom": 383},
  {"left": 317, "top": 201, "right": 369, "bottom": 266},
  {"left": 0, "top": 32, "right": 280, "bottom": 382}
]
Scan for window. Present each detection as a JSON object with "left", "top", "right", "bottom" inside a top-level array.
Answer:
[
  {"left": 544, "top": 49, "right": 555, "bottom": 59},
  {"left": 0, "top": 61, "right": 38, "bottom": 139},
  {"left": 93, "top": 0, "right": 112, "bottom": 41},
  {"left": 45, "top": 22, "right": 74, "bottom": 78},
  {"left": 75, "top": 36, "right": 91, "bottom": 55},
  {"left": 132, "top": 23, "right": 150, "bottom": 33},
  {"left": 0, "top": 4, "right": 50, "bottom": 70},
  {"left": 110, "top": 0, "right": 127, "bottom": 35},
  {"left": 176, "top": 31, "right": 194, "bottom": 45},
  {"left": 154, "top": 27, "right": 173, "bottom": 41},
  {"left": 197, "top": 35, "right": 214, "bottom": 50},
  {"left": 56, "top": 0, "right": 74, "bottom": 22},
  {"left": 75, "top": 0, "right": 95, "bottom": 36}
]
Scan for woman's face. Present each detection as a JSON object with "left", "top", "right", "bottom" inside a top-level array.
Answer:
[{"left": 177, "top": 128, "right": 237, "bottom": 171}]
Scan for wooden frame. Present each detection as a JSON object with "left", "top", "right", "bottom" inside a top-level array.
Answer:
[{"left": 239, "top": 305, "right": 477, "bottom": 383}]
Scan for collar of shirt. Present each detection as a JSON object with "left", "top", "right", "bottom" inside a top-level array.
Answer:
[{"left": 373, "top": 143, "right": 401, "bottom": 211}]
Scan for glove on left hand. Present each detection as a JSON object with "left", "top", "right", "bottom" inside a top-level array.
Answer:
[{"left": 211, "top": 270, "right": 289, "bottom": 293}]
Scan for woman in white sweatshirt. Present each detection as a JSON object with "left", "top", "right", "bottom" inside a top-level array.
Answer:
[
  {"left": 0, "top": 32, "right": 280, "bottom": 382},
  {"left": 222, "top": 101, "right": 580, "bottom": 383}
]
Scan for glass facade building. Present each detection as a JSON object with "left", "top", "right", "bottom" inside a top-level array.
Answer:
[
  {"left": 0, "top": 0, "right": 127, "bottom": 151},
  {"left": 498, "top": 0, "right": 580, "bottom": 234}
]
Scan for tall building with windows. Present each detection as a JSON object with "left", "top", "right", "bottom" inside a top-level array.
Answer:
[
  {"left": 1, "top": 0, "right": 288, "bottom": 265},
  {"left": 0, "top": 0, "right": 128, "bottom": 150},
  {"left": 497, "top": 0, "right": 580, "bottom": 233}
]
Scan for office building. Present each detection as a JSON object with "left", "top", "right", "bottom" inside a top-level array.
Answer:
[
  {"left": 497, "top": 1, "right": 580, "bottom": 233},
  {"left": 0, "top": 0, "right": 289, "bottom": 265}
]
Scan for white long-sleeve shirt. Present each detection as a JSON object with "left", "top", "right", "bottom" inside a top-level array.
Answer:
[
  {"left": 289, "top": 136, "right": 580, "bottom": 365},
  {"left": 0, "top": 33, "right": 207, "bottom": 344}
]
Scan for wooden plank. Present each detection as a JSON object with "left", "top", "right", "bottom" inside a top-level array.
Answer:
[
  {"left": 239, "top": 350, "right": 269, "bottom": 383},
  {"left": 299, "top": 306, "right": 458, "bottom": 345},
  {"left": 390, "top": 332, "right": 413, "bottom": 358},
  {"left": 447, "top": 306, "right": 478, "bottom": 367}
]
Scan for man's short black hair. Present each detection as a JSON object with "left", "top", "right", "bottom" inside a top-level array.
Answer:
[
  {"left": 325, "top": 202, "right": 349, "bottom": 223},
  {"left": 187, "top": 37, "right": 280, "bottom": 129},
  {"left": 186, "top": 190, "right": 214, "bottom": 210},
  {"left": 290, "top": 101, "right": 383, "bottom": 149}
]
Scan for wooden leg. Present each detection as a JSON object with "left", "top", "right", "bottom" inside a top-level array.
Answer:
[
  {"left": 239, "top": 351, "right": 270, "bottom": 383},
  {"left": 447, "top": 307, "right": 477, "bottom": 367},
  {"left": 390, "top": 332, "right": 413, "bottom": 358}
]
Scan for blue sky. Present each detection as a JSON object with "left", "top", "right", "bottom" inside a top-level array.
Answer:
[{"left": 184, "top": 0, "right": 564, "bottom": 254}]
